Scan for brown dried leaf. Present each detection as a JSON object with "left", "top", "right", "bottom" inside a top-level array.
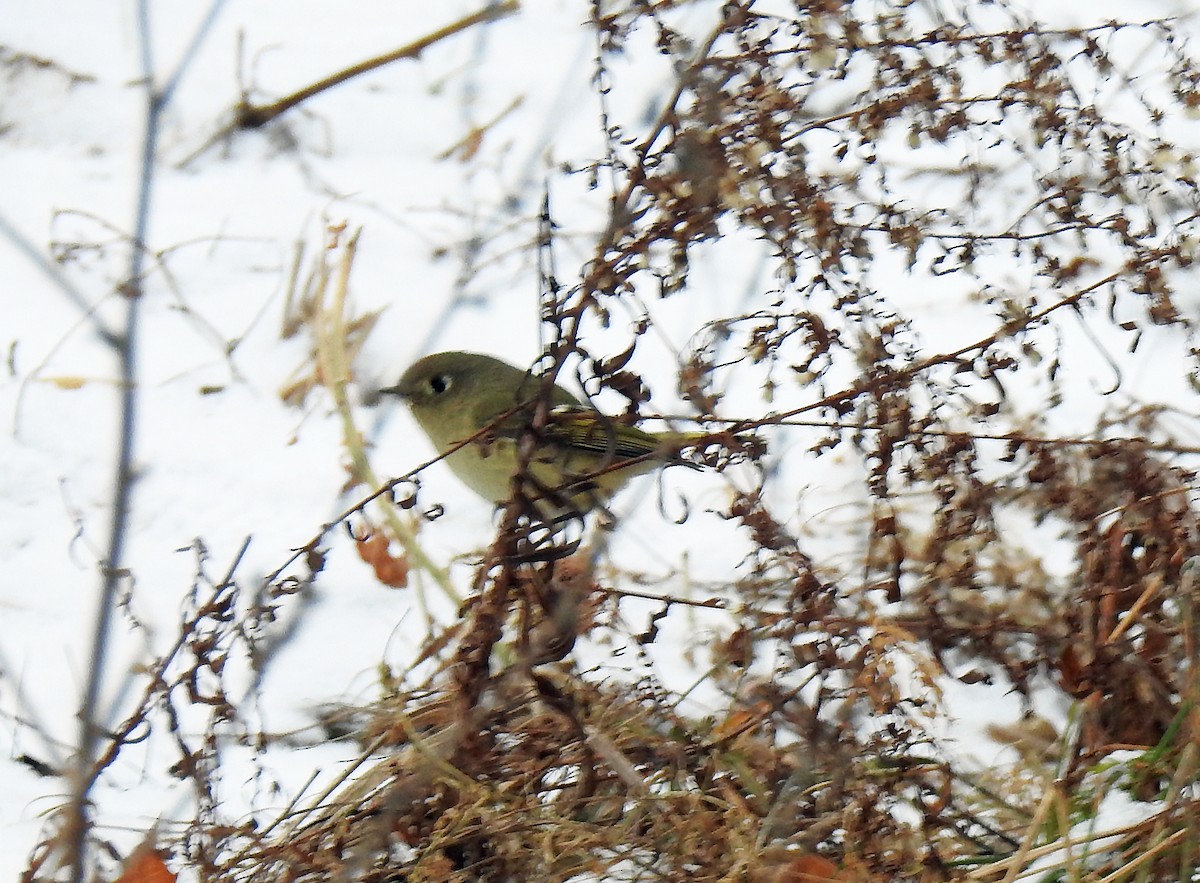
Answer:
[{"left": 357, "top": 532, "right": 410, "bottom": 588}]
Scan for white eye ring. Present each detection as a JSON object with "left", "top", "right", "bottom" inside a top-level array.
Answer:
[{"left": 429, "top": 374, "right": 452, "bottom": 394}]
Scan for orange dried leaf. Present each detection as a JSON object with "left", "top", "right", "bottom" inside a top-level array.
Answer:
[
  {"left": 757, "top": 852, "right": 847, "bottom": 883},
  {"left": 1058, "top": 643, "right": 1088, "bottom": 696},
  {"left": 711, "top": 706, "right": 763, "bottom": 741},
  {"left": 788, "top": 855, "right": 844, "bottom": 883},
  {"left": 357, "top": 532, "right": 410, "bottom": 588},
  {"left": 113, "top": 845, "right": 176, "bottom": 883}
]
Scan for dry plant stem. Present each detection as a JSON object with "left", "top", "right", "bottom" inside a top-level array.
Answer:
[
  {"left": 436, "top": 94, "right": 525, "bottom": 161},
  {"left": 583, "top": 725, "right": 650, "bottom": 796},
  {"left": 88, "top": 539, "right": 251, "bottom": 782},
  {"left": 1052, "top": 793, "right": 1079, "bottom": 881},
  {"left": 581, "top": 8, "right": 1159, "bottom": 469},
  {"left": 965, "top": 802, "right": 1197, "bottom": 882},
  {"left": 49, "top": 538, "right": 249, "bottom": 883},
  {"left": 0, "top": 212, "right": 119, "bottom": 348},
  {"left": 700, "top": 416, "right": 1200, "bottom": 458},
  {"left": 971, "top": 826, "right": 1145, "bottom": 882},
  {"left": 274, "top": 724, "right": 468, "bottom": 850},
  {"left": 222, "top": 732, "right": 394, "bottom": 869},
  {"left": 603, "top": 585, "right": 726, "bottom": 609},
  {"left": 762, "top": 266, "right": 1148, "bottom": 431},
  {"left": 639, "top": 265, "right": 1199, "bottom": 460},
  {"left": 175, "top": 1, "right": 520, "bottom": 168},
  {"left": 1104, "top": 573, "right": 1163, "bottom": 645},
  {"left": 13, "top": 290, "right": 123, "bottom": 440},
  {"left": 450, "top": 514, "right": 521, "bottom": 728},
  {"left": 266, "top": 701, "right": 496, "bottom": 870},
  {"left": 1133, "top": 745, "right": 1199, "bottom": 883},
  {"left": 311, "top": 228, "right": 458, "bottom": 605},
  {"left": 65, "top": 6, "right": 165, "bottom": 875},
  {"left": 261, "top": 403, "right": 526, "bottom": 589},
  {"left": 589, "top": 6, "right": 742, "bottom": 264},
  {"left": 1099, "top": 828, "right": 1191, "bottom": 883},
  {"left": 236, "top": 1, "right": 519, "bottom": 129},
  {"left": 995, "top": 785, "right": 1057, "bottom": 883},
  {"left": 518, "top": 14, "right": 733, "bottom": 392},
  {"left": 444, "top": 376, "right": 585, "bottom": 759}
]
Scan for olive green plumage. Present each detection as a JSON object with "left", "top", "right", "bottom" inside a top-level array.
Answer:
[{"left": 383, "top": 351, "right": 693, "bottom": 517}]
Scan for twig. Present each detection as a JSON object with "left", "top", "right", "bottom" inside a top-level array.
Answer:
[{"left": 179, "top": 1, "right": 519, "bottom": 167}]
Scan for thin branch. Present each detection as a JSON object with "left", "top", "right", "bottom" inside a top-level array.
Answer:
[
  {"left": 65, "top": 0, "right": 169, "bottom": 875},
  {"left": 178, "top": 1, "right": 519, "bottom": 167}
]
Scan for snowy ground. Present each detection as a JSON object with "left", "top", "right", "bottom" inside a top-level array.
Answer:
[{"left": 4, "top": 0, "right": 1200, "bottom": 877}]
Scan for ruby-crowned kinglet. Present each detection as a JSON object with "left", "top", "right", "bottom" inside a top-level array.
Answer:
[{"left": 382, "top": 351, "right": 697, "bottom": 519}]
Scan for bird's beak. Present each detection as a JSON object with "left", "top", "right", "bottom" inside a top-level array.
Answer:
[{"left": 379, "top": 383, "right": 406, "bottom": 398}]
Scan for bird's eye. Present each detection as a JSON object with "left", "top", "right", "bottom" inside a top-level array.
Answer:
[{"left": 428, "top": 374, "right": 451, "bottom": 395}]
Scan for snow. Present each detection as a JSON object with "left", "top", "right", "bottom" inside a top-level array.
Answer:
[{"left": 3, "top": 0, "right": 1198, "bottom": 877}]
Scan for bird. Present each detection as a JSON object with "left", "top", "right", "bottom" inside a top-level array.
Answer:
[{"left": 381, "top": 351, "right": 699, "bottom": 521}]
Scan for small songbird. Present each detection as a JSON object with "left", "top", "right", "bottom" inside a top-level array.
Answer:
[{"left": 381, "top": 351, "right": 698, "bottom": 520}]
